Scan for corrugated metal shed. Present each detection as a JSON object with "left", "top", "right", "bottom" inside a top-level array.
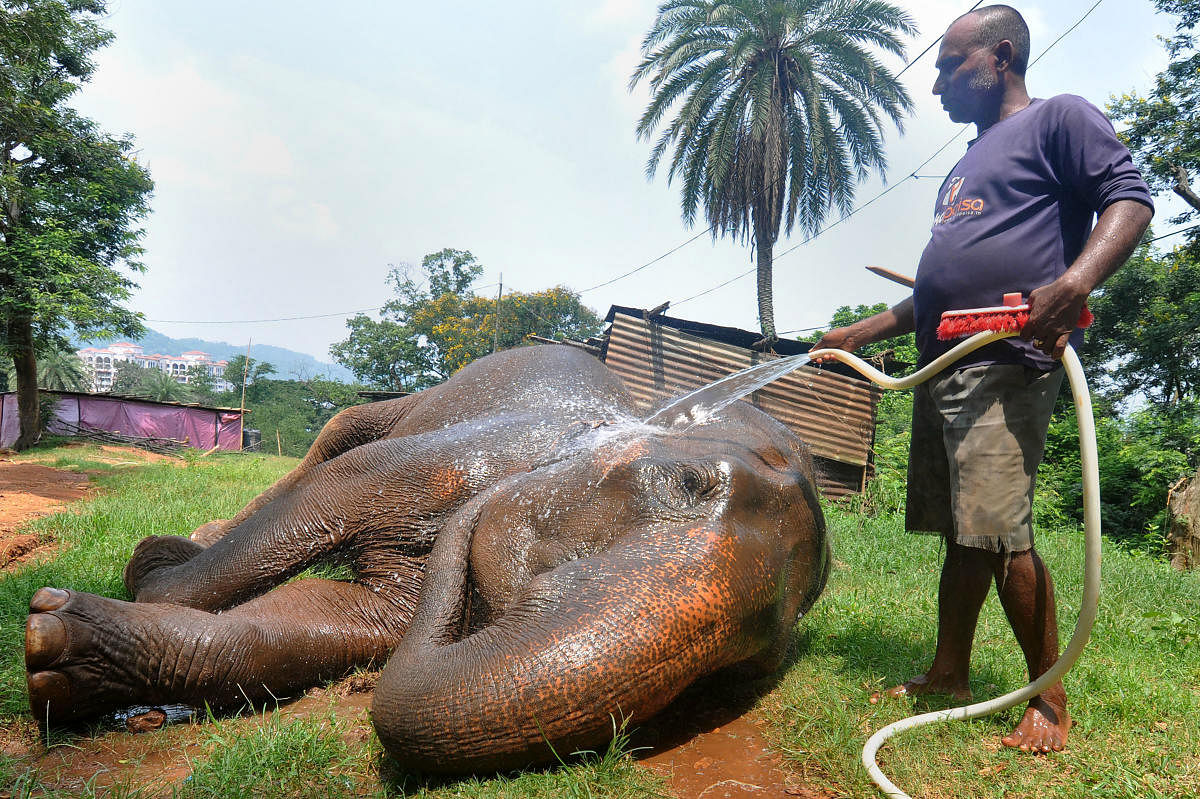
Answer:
[{"left": 599, "top": 308, "right": 884, "bottom": 498}]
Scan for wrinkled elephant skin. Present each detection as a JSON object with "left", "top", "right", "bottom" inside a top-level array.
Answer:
[{"left": 25, "top": 345, "right": 829, "bottom": 774}]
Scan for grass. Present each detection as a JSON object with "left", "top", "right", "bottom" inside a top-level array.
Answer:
[
  {"left": 0, "top": 441, "right": 293, "bottom": 718},
  {"left": 1, "top": 440, "right": 1197, "bottom": 797},
  {"left": 760, "top": 502, "right": 1200, "bottom": 798}
]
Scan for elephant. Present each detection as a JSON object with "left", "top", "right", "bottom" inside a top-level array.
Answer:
[{"left": 24, "top": 344, "right": 829, "bottom": 774}]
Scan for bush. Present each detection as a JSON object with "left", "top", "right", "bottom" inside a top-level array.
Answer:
[{"left": 1040, "top": 401, "right": 1196, "bottom": 554}]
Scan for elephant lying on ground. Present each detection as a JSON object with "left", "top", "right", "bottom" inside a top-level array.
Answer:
[{"left": 25, "top": 345, "right": 829, "bottom": 774}]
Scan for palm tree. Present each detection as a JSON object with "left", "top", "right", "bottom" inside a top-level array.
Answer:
[
  {"left": 143, "top": 369, "right": 191, "bottom": 403},
  {"left": 631, "top": 0, "right": 915, "bottom": 345},
  {"left": 37, "top": 350, "right": 93, "bottom": 392}
]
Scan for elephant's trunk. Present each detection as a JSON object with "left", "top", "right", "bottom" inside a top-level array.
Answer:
[{"left": 371, "top": 494, "right": 788, "bottom": 774}]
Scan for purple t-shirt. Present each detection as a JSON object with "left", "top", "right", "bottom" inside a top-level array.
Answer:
[{"left": 913, "top": 95, "right": 1153, "bottom": 370}]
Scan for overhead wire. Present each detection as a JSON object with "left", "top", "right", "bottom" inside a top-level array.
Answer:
[
  {"left": 148, "top": 218, "right": 1196, "bottom": 329},
  {"left": 146, "top": 281, "right": 501, "bottom": 325},
  {"left": 146, "top": 307, "right": 386, "bottom": 324},
  {"left": 579, "top": 0, "right": 982, "bottom": 299},
  {"left": 145, "top": 0, "right": 1123, "bottom": 331},
  {"left": 669, "top": 0, "right": 1107, "bottom": 314}
]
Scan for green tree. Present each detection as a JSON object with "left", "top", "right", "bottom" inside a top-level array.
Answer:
[
  {"left": 224, "top": 355, "right": 276, "bottom": 389},
  {"left": 140, "top": 368, "right": 190, "bottom": 403},
  {"left": 0, "top": 0, "right": 154, "bottom": 449},
  {"left": 185, "top": 363, "right": 218, "bottom": 403},
  {"left": 328, "top": 315, "right": 423, "bottom": 391},
  {"left": 1081, "top": 241, "right": 1200, "bottom": 407},
  {"left": 112, "top": 359, "right": 152, "bottom": 394},
  {"left": 332, "top": 249, "right": 603, "bottom": 390},
  {"left": 801, "top": 302, "right": 917, "bottom": 365},
  {"left": 241, "top": 376, "right": 367, "bottom": 457},
  {"left": 36, "top": 347, "right": 89, "bottom": 390},
  {"left": 630, "top": 0, "right": 914, "bottom": 345},
  {"left": 1109, "top": 0, "right": 1200, "bottom": 236},
  {"left": 1041, "top": 399, "right": 1196, "bottom": 553}
]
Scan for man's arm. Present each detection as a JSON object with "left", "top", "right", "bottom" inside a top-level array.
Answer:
[
  {"left": 1023, "top": 199, "right": 1153, "bottom": 359},
  {"left": 810, "top": 296, "right": 915, "bottom": 362}
]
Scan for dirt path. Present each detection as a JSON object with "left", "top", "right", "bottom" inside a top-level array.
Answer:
[
  {"left": 635, "top": 680, "right": 828, "bottom": 799},
  {"left": 2, "top": 452, "right": 829, "bottom": 798},
  {"left": 0, "top": 461, "right": 93, "bottom": 567}
]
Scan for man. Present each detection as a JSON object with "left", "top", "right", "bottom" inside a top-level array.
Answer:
[{"left": 813, "top": 6, "right": 1153, "bottom": 753}]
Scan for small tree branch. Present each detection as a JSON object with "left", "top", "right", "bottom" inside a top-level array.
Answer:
[{"left": 1170, "top": 162, "right": 1200, "bottom": 212}]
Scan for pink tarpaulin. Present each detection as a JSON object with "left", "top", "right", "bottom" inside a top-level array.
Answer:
[
  {"left": 0, "top": 394, "right": 17, "bottom": 448},
  {"left": 0, "top": 392, "right": 243, "bottom": 450}
]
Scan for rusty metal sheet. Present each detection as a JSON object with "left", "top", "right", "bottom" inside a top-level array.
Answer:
[{"left": 602, "top": 313, "right": 881, "bottom": 497}]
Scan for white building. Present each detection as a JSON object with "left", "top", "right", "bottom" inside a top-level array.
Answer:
[{"left": 77, "top": 343, "right": 234, "bottom": 393}]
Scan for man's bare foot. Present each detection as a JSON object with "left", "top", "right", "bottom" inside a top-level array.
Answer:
[
  {"left": 869, "top": 673, "right": 973, "bottom": 704},
  {"left": 1001, "top": 697, "right": 1069, "bottom": 753}
]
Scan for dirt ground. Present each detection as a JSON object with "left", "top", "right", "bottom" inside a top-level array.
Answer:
[
  {"left": 1, "top": 450, "right": 828, "bottom": 799},
  {"left": 0, "top": 460, "right": 91, "bottom": 569}
]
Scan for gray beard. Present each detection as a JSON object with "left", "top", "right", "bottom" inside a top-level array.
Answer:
[{"left": 967, "top": 67, "right": 998, "bottom": 94}]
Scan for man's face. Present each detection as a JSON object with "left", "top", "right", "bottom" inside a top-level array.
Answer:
[{"left": 932, "top": 20, "right": 1003, "bottom": 125}]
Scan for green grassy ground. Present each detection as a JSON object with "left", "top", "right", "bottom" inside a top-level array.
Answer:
[
  {"left": 762, "top": 505, "right": 1200, "bottom": 798},
  {"left": 1, "top": 441, "right": 1197, "bottom": 797}
]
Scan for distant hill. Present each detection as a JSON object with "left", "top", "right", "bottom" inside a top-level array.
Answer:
[{"left": 76, "top": 329, "right": 356, "bottom": 383}]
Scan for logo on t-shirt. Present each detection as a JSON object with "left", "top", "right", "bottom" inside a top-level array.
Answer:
[{"left": 934, "top": 176, "right": 984, "bottom": 224}]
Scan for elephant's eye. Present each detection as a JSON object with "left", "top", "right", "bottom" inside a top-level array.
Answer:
[
  {"left": 681, "top": 467, "right": 710, "bottom": 496},
  {"left": 666, "top": 464, "right": 719, "bottom": 508},
  {"left": 639, "top": 459, "right": 720, "bottom": 510}
]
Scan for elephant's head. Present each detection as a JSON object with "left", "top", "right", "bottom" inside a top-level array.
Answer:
[{"left": 371, "top": 403, "right": 829, "bottom": 774}]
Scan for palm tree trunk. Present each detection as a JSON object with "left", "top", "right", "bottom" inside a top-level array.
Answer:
[
  {"left": 9, "top": 315, "right": 40, "bottom": 450},
  {"left": 755, "top": 238, "right": 778, "bottom": 345}
]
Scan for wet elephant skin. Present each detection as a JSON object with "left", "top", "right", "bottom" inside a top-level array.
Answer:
[{"left": 24, "top": 345, "right": 829, "bottom": 774}]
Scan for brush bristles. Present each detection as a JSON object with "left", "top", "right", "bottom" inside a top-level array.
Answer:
[
  {"left": 936, "top": 305, "right": 1094, "bottom": 341},
  {"left": 937, "top": 311, "right": 1029, "bottom": 340}
]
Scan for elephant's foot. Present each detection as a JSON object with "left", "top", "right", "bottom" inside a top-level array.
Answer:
[
  {"left": 123, "top": 535, "right": 206, "bottom": 599},
  {"left": 26, "top": 587, "right": 217, "bottom": 726}
]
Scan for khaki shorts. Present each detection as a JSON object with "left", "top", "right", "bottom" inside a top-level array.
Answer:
[{"left": 905, "top": 364, "right": 1064, "bottom": 553}]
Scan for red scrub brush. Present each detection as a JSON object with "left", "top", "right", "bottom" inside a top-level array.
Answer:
[{"left": 936, "top": 292, "right": 1094, "bottom": 340}]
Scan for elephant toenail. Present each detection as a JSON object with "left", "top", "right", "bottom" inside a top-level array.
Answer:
[
  {"left": 30, "top": 587, "right": 69, "bottom": 612},
  {"left": 27, "top": 670, "right": 70, "bottom": 717},
  {"left": 25, "top": 614, "right": 67, "bottom": 669}
]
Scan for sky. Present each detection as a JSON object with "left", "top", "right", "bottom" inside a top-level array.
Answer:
[{"left": 69, "top": 0, "right": 1182, "bottom": 368}]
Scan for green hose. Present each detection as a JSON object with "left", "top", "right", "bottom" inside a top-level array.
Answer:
[{"left": 808, "top": 331, "right": 1101, "bottom": 799}]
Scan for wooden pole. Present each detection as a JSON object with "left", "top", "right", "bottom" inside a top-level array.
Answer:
[
  {"left": 865, "top": 265, "right": 916, "bottom": 288},
  {"left": 276, "top": 429, "right": 282, "bottom": 457},
  {"left": 492, "top": 274, "right": 503, "bottom": 353},
  {"left": 238, "top": 340, "right": 251, "bottom": 449}
]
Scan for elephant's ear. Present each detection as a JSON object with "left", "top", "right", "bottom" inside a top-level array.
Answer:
[{"left": 372, "top": 518, "right": 796, "bottom": 775}]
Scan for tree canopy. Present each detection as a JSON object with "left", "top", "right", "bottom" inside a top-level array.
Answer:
[
  {"left": 1080, "top": 239, "right": 1200, "bottom": 407},
  {"left": 0, "top": 0, "right": 153, "bottom": 448},
  {"left": 630, "top": 0, "right": 914, "bottom": 344},
  {"left": 331, "top": 249, "right": 604, "bottom": 391},
  {"left": 1109, "top": 0, "right": 1200, "bottom": 238}
]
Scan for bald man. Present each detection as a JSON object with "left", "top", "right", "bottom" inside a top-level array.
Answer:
[{"left": 814, "top": 5, "right": 1153, "bottom": 752}]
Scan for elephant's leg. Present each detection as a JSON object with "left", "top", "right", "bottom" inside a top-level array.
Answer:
[
  {"left": 186, "top": 397, "right": 423, "bottom": 547},
  {"left": 124, "top": 422, "right": 523, "bottom": 612},
  {"left": 25, "top": 578, "right": 410, "bottom": 726}
]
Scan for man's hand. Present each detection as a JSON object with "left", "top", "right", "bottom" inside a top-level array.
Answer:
[
  {"left": 1022, "top": 199, "right": 1152, "bottom": 359},
  {"left": 810, "top": 326, "right": 861, "bottom": 363},
  {"left": 809, "top": 296, "right": 915, "bottom": 364},
  {"left": 1022, "top": 274, "right": 1089, "bottom": 359}
]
